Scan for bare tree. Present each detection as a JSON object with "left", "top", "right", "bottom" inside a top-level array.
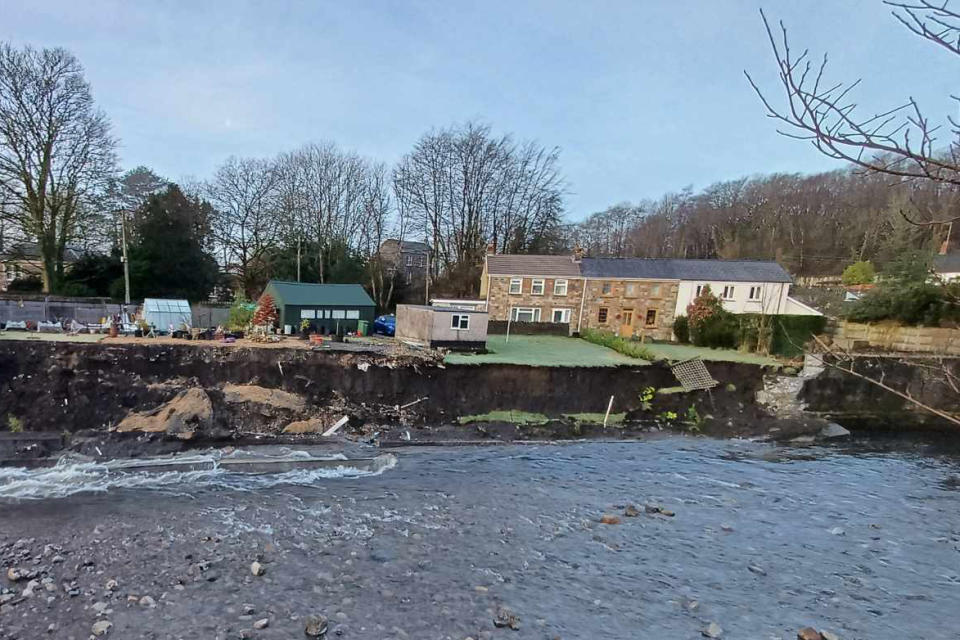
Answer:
[
  {"left": 206, "top": 156, "right": 281, "bottom": 296},
  {"left": 0, "top": 43, "right": 117, "bottom": 291},
  {"left": 744, "top": 3, "right": 960, "bottom": 223}
]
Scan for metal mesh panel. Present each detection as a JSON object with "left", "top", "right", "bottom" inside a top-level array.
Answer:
[{"left": 670, "top": 357, "right": 718, "bottom": 391}]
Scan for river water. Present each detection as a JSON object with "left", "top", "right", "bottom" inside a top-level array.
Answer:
[{"left": 2, "top": 437, "right": 960, "bottom": 639}]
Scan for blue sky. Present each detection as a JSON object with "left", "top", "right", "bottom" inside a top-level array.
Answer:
[{"left": 4, "top": 1, "right": 956, "bottom": 219}]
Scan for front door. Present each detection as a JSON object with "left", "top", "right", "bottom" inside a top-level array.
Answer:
[{"left": 619, "top": 309, "right": 634, "bottom": 337}]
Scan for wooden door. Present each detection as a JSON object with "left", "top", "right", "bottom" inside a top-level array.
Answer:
[{"left": 619, "top": 309, "right": 634, "bottom": 337}]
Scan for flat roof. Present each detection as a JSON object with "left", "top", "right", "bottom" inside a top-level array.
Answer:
[{"left": 399, "top": 304, "right": 487, "bottom": 314}]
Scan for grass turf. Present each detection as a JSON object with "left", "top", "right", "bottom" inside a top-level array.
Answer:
[{"left": 445, "top": 335, "right": 643, "bottom": 367}]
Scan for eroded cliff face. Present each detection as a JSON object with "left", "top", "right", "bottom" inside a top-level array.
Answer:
[
  {"left": 0, "top": 341, "right": 779, "bottom": 441},
  {"left": 800, "top": 355, "right": 960, "bottom": 431}
]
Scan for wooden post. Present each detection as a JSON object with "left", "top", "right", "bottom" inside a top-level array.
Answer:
[{"left": 603, "top": 395, "right": 614, "bottom": 427}]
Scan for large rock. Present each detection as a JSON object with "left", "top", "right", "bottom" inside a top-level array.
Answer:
[
  {"left": 819, "top": 423, "right": 851, "bottom": 439},
  {"left": 222, "top": 384, "right": 305, "bottom": 412},
  {"left": 282, "top": 418, "right": 325, "bottom": 434},
  {"left": 115, "top": 388, "right": 213, "bottom": 439},
  {"left": 304, "top": 614, "right": 328, "bottom": 638}
]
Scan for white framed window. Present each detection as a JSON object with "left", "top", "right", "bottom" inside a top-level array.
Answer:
[
  {"left": 553, "top": 279, "right": 568, "bottom": 296},
  {"left": 531, "top": 278, "right": 545, "bottom": 295},
  {"left": 331, "top": 309, "right": 346, "bottom": 319},
  {"left": 625, "top": 283, "right": 637, "bottom": 297},
  {"left": 509, "top": 278, "right": 522, "bottom": 295},
  {"left": 722, "top": 286, "right": 735, "bottom": 301},
  {"left": 552, "top": 308, "right": 571, "bottom": 323},
  {"left": 406, "top": 255, "right": 413, "bottom": 266},
  {"left": 451, "top": 314, "right": 470, "bottom": 330},
  {"left": 695, "top": 284, "right": 705, "bottom": 297},
  {"left": 346, "top": 309, "right": 360, "bottom": 319},
  {"left": 511, "top": 307, "right": 541, "bottom": 322},
  {"left": 748, "top": 286, "right": 763, "bottom": 301},
  {"left": 300, "top": 309, "right": 316, "bottom": 319}
]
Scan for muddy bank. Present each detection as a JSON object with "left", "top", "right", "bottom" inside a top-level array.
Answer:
[
  {"left": 801, "top": 355, "right": 960, "bottom": 431},
  {"left": 0, "top": 341, "right": 809, "bottom": 448}
]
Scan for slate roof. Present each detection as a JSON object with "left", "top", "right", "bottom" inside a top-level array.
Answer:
[
  {"left": 581, "top": 258, "right": 792, "bottom": 283},
  {"left": 485, "top": 254, "right": 582, "bottom": 277},
  {"left": 265, "top": 281, "right": 375, "bottom": 307},
  {"left": 934, "top": 252, "right": 960, "bottom": 273},
  {"left": 0, "top": 242, "right": 81, "bottom": 262}
]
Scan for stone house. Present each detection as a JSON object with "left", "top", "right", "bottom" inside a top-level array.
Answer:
[
  {"left": 376, "top": 239, "right": 431, "bottom": 288},
  {"left": 480, "top": 251, "right": 812, "bottom": 340},
  {"left": 0, "top": 243, "right": 81, "bottom": 292}
]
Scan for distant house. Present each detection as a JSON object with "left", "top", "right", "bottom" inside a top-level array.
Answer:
[
  {"left": 396, "top": 304, "right": 488, "bottom": 351},
  {"left": 479, "top": 250, "right": 820, "bottom": 340},
  {"left": 0, "top": 243, "right": 81, "bottom": 291},
  {"left": 377, "top": 239, "right": 430, "bottom": 287},
  {"left": 261, "top": 280, "right": 375, "bottom": 335}
]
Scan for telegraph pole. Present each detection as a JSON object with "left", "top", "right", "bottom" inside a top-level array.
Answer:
[{"left": 118, "top": 209, "right": 131, "bottom": 304}]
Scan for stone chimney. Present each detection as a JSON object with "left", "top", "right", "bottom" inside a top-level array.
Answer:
[{"left": 572, "top": 246, "right": 584, "bottom": 263}]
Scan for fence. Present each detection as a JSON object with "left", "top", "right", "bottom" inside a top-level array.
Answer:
[
  {"left": 0, "top": 295, "right": 230, "bottom": 328},
  {"left": 830, "top": 321, "right": 960, "bottom": 355}
]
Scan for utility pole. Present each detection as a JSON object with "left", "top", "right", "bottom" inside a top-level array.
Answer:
[
  {"left": 296, "top": 234, "right": 302, "bottom": 282},
  {"left": 118, "top": 210, "right": 131, "bottom": 304}
]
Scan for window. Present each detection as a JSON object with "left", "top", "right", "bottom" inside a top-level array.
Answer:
[
  {"left": 320, "top": 309, "right": 329, "bottom": 319},
  {"left": 625, "top": 283, "right": 637, "bottom": 297},
  {"left": 554, "top": 279, "right": 568, "bottom": 296},
  {"left": 531, "top": 278, "right": 545, "bottom": 295},
  {"left": 645, "top": 309, "right": 658, "bottom": 326},
  {"left": 695, "top": 284, "right": 705, "bottom": 297},
  {"left": 331, "top": 309, "right": 346, "bottom": 319},
  {"left": 509, "top": 278, "right": 522, "bottom": 295},
  {"left": 722, "top": 286, "right": 735, "bottom": 301},
  {"left": 346, "top": 310, "right": 360, "bottom": 319},
  {"left": 451, "top": 314, "right": 470, "bottom": 330},
  {"left": 419, "top": 255, "right": 426, "bottom": 267},
  {"left": 748, "top": 286, "right": 763, "bottom": 301},
  {"left": 601, "top": 282, "right": 612, "bottom": 295},
  {"left": 552, "top": 308, "right": 571, "bottom": 323},
  {"left": 300, "top": 309, "right": 316, "bottom": 319},
  {"left": 598, "top": 307, "right": 608, "bottom": 323},
  {"left": 650, "top": 283, "right": 661, "bottom": 297},
  {"left": 511, "top": 307, "right": 541, "bottom": 322},
  {"left": 622, "top": 310, "right": 633, "bottom": 326},
  {"left": 406, "top": 255, "right": 413, "bottom": 266}
]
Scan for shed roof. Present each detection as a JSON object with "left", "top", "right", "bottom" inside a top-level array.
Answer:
[
  {"left": 265, "top": 281, "right": 375, "bottom": 307},
  {"left": 485, "top": 254, "right": 581, "bottom": 277},
  {"left": 400, "top": 304, "right": 487, "bottom": 314},
  {"left": 581, "top": 258, "right": 792, "bottom": 283}
]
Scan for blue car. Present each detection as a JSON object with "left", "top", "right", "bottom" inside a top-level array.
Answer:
[{"left": 373, "top": 314, "right": 396, "bottom": 336}]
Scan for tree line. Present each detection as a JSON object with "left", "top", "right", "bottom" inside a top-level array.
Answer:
[
  {"left": 0, "top": 43, "right": 566, "bottom": 304},
  {"left": 572, "top": 168, "right": 957, "bottom": 276}
]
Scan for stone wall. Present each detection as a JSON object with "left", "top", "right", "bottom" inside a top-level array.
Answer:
[
  {"left": 579, "top": 279, "right": 679, "bottom": 341},
  {"left": 830, "top": 321, "right": 960, "bottom": 355},
  {"left": 486, "top": 275, "right": 584, "bottom": 331}
]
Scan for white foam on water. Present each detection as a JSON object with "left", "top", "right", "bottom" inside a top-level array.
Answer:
[{"left": 0, "top": 451, "right": 397, "bottom": 501}]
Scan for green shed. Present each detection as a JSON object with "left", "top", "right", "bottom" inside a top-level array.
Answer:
[{"left": 261, "top": 280, "right": 376, "bottom": 335}]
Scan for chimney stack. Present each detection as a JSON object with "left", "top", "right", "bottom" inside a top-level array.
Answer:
[
  {"left": 486, "top": 242, "right": 496, "bottom": 255},
  {"left": 572, "top": 246, "right": 584, "bottom": 263}
]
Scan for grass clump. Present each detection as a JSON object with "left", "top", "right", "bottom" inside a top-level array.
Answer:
[
  {"left": 458, "top": 410, "right": 550, "bottom": 425},
  {"left": 563, "top": 412, "right": 626, "bottom": 425},
  {"left": 7, "top": 415, "right": 23, "bottom": 433},
  {"left": 581, "top": 328, "right": 656, "bottom": 361}
]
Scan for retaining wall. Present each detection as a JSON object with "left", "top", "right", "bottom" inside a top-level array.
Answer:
[{"left": 830, "top": 321, "right": 960, "bottom": 355}]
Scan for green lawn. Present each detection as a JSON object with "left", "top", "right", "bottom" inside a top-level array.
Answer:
[
  {"left": 445, "top": 335, "right": 643, "bottom": 367},
  {"left": 644, "top": 342, "right": 779, "bottom": 365}
]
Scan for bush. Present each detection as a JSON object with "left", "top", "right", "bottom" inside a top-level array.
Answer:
[
  {"left": 691, "top": 309, "right": 739, "bottom": 349},
  {"left": 846, "top": 282, "right": 958, "bottom": 326},
  {"left": 738, "top": 314, "right": 828, "bottom": 357},
  {"left": 228, "top": 291, "right": 256, "bottom": 331},
  {"left": 672, "top": 315, "right": 690, "bottom": 343},
  {"left": 841, "top": 261, "right": 875, "bottom": 285},
  {"left": 581, "top": 328, "right": 656, "bottom": 361},
  {"left": 6, "top": 275, "right": 42, "bottom": 292}
]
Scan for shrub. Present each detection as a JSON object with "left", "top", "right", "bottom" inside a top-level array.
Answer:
[
  {"left": 7, "top": 415, "right": 23, "bottom": 433},
  {"left": 841, "top": 261, "right": 875, "bottom": 285},
  {"left": 252, "top": 293, "right": 278, "bottom": 328},
  {"left": 6, "top": 276, "right": 42, "bottom": 292},
  {"left": 691, "top": 309, "right": 739, "bottom": 349},
  {"left": 672, "top": 315, "right": 690, "bottom": 343},
  {"left": 228, "top": 291, "right": 256, "bottom": 331},
  {"left": 581, "top": 328, "right": 656, "bottom": 361},
  {"left": 846, "top": 282, "right": 957, "bottom": 326}
]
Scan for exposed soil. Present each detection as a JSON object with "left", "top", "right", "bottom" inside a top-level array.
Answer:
[{"left": 0, "top": 340, "right": 830, "bottom": 462}]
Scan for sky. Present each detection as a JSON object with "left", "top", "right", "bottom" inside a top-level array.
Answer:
[{"left": 3, "top": 0, "right": 956, "bottom": 219}]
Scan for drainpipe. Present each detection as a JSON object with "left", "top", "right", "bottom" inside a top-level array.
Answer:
[{"left": 576, "top": 278, "right": 587, "bottom": 335}]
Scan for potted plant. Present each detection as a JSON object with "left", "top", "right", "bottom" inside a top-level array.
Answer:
[{"left": 300, "top": 319, "right": 311, "bottom": 339}]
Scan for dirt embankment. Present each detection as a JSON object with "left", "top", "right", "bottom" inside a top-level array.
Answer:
[{"left": 0, "top": 341, "right": 812, "bottom": 457}]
